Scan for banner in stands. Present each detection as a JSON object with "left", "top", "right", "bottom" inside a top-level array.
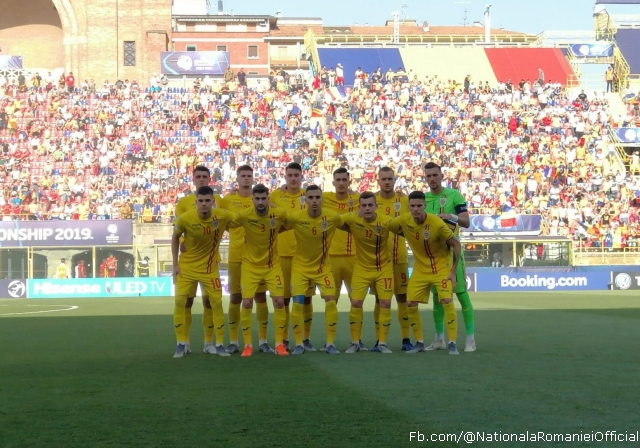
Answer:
[
  {"left": 0, "top": 279, "right": 28, "bottom": 298},
  {"left": 28, "top": 277, "right": 172, "bottom": 299},
  {"left": 568, "top": 43, "right": 614, "bottom": 58},
  {"left": 161, "top": 51, "right": 230, "bottom": 75},
  {"left": 468, "top": 270, "right": 611, "bottom": 291},
  {"left": 462, "top": 215, "right": 542, "bottom": 235},
  {"left": 612, "top": 128, "right": 640, "bottom": 144},
  {"left": 611, "top": 271, "right": 640, "bottom": 290},
  {"left": 0, "top": 220, "right": 133, "bottom": 247},
  {"left": 0, "top": 55, "right": 23, "bottom": 70}
]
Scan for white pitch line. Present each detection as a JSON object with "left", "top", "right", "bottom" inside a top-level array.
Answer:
[{"left": 0, "top": 305, "right": 79, "bottom": 316}]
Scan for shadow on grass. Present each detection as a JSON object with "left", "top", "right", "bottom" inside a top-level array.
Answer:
[{"left": 2, "top": 308, "right": 640, "bottom": 447}]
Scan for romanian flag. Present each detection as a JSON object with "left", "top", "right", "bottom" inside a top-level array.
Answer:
[{"left": 311, "top": 107, "right": 324, "bottom": 117}]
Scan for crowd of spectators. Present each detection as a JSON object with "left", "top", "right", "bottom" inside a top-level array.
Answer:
[{"left": 1, "top": 64, "right": 639, "bottom": 250}]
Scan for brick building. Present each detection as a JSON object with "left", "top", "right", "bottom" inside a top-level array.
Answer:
[
  {"left": 171, "top": 14, "right": 322, "bottom": 76},
  {"left": 1, "top": 0, "right": 171, "bottom": 82}
]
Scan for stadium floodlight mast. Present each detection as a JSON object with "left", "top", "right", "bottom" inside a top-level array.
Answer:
[
  {"left": 392, "top": 11, "right": 400, "bottom": 43},
  {"left": 484, "top": 4, "right": 491, "bottom": 44}
]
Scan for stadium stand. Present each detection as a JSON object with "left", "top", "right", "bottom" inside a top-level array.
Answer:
[
  {"left": 613, "top": 28, "right": 640, "bottom": 75},
  {"left": 316, "top": 48, "right": 405, "bottom": 87},
  {"left": 0, "top": 66, "right": 638, "bottom": 249},
  {"left": 484, "top": 48, "right": 575, "bottom": 87},
  {"left": 399, "top": 47, "right": 498, "bottom": 86}
]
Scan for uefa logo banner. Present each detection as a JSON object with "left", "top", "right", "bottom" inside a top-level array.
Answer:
[{"left": 0, "top": 279, "right": 28, "bottom": 298}]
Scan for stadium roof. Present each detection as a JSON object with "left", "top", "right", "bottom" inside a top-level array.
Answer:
[{"left": 268, "top": 24, "right": 526, "bottom": 38}]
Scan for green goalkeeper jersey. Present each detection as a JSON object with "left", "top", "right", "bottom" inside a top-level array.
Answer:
[{"left": 425, "top": 187, "right": 468, "bottom": 236}]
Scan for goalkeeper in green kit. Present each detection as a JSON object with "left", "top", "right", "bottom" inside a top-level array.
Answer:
[{"left": 422, "top": 162, "right": 476, "bottom": 352}]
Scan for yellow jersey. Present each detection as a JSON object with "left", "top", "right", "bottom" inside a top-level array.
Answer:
[
  {"left": 220, "top": 191, "right": 253, "bottom": 263},
  {"left": 341, "top": 212, "right": 392, "bottom": 271},
  {"left": 387, "top": 212, "right": 455, "bottom": 276},
  {"left": 57, "top": 264, "right": 69, "bottom": 278},
  {"left": 269, "top": 188, "right": 306, "bottom": 257},
  {"left": 173, "top": 208, "right": 239, "bottom": 274},
  {"left": 235, "top": 206, "right": 289, "bottom": 268},
  {"left": 375, "top": 193, "right": 409, "bottom": 264},
  {"left": 322, "top": 191, "right": 359, "bottom": 256},
  {"left": 175, "top": 193, "right": 223, "bottom": 263},
  {"left": 283, "top": 209, "right": 343, "bottom": 273},
  {"left": 175, "top": 193, "right": 223, "bottom": 217}
]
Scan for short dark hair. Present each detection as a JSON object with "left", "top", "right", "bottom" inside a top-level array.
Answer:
[
  {"left": 286, "top": 162, "right": 302, "bottom": 173},
  {"left": 333, "top": 167, "right": 350, "bottom": 178},
  {"left": 197, "top": 186, "right": 214, "bottom": 196},
  {"left": 236, "top": 165, "right": 253, "bottom": 175},
  {"left": 305, "top": 185, "right": 322, "bottom": 194},
  {"left": 359, "top": 191, "right": 376, "bottom": 203},
  {"left": 193, "top": 165, "right": 211, "bottom": 176},
  {"left": 252, "top": 184, "right": 269, "bottom": 196},
  {"left": 423, "top": 162, "right": 442, "bottom": 172},
  {"left": 408, "top": 190, "right": 425, "bottom": 201},
  {"left": 378, "top": 166, "right": 395, "bottom": 175}
]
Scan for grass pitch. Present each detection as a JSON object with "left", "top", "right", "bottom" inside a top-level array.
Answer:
[{"left": 1, "top": 292, "right": 639, "bottom": 447}]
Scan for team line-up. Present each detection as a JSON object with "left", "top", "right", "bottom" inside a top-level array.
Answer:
[{"left": 171, "top": 162, "right": 476, "bottom": 357}]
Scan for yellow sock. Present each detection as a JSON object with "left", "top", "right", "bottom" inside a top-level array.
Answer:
[
  {"left": 211, "top": 300, "right": 225, "bottom": 346},
  {"left": 256, "top": 301, "right": 269, "bottom": 342},
  {"left": 274, "top": 307, "right": 287, "bottom": 346},
  {"left": 185, "top": 307, "right": 192, "bottom": 342},
  {"left": 283, "top": 302, "right": 290, "bottom": 341},
  {"left": 378, "top": 307, "right": 392, "bottom": 345},
  {"left": 373, "top": 301, "right": 380, "bottom": 340},
  {"left": 173, "top": 297, "right": 188, "bottom": 343},
  {"left": 408, "top": 306, "right": 423, "bottom": 342},
  {"left": 443, "top": 301, "right": 457, "bottom": 343},
  {"left": 202, "top": 306, "right": 213, "bottom": 343},
  {"left": 291, "top": 303, "right": 304, "bottom": 346},
  {"left": 397, "top": 301, "right": 410, "bottom": 340},
  {"left": 240, "top": 306, "right": 253, "bottom": 347},
  {"left": 303, "top": 302, "right": 313, "bottom": 340},
  {"left": 228, "top": 302, "right": 241, "bottom": 344},
  {"left": 325, "top": 300, "right": 338, "bottom": 345},
  {"left": 356, "top": 307, "right": 364, "bottom": 341},
  {"left": 348, "top": 306, "right": 360, "bottom": 343}
]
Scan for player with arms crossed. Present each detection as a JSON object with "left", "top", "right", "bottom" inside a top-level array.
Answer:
[
  {"left": 373, "top": 167, "right": 412, "bottom": 351},
  {"left": 220, "top": 165, "right": 271, "bottom": 354},
  {"left": 171, "top": 186, "right": 237, "bottom": 358},
  {"left": 235, "top": 184, "right": 290, "bottom": 357},
  {"left": 270, "top": 162, "right": 314, "bottom": 351},
  {"left": 340, "top": 192, "right": 395, "bottom": 354},
  {"left": 174, "top": 165, "right": 223, "bottom": 353},
  {"left": 388, "top": 190, "right": 462, "bottom": 355},
  {"left": 423, "top": 162, "right": 476, "bottom": 352},
  {"left": 282, "top": 185, "right": 342, "bottom": 355},
  {"left": 322, "top": 168, "right": 366, "bottom": 351}
]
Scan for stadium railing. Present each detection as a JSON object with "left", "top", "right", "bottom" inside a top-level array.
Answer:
[{"left": 573, "top": 244, "right": 640, "bottom": 266}]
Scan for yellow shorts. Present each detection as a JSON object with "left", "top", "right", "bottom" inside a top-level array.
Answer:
[
  {"left": 394, "top": 263, "right": 409, "bottom": 295},
  {"left": 176, "top": 269, "right": 222, "bottom": 302},
  {"left": 241, "top": 263, "right": 285, "bottom": 299},
  {"left": 407, "top": 272, "right": 453, "bottom": 304},
  {"left": 228, "top": 262, "right": 266, "bottom": 296},
  {"left": 351, "top": 267, "right": 394, "bottom": 301},
  {"left": 330, "top": 256, "right": 355, "bottom": 297},
  {"left": 282, "top": 256, "right": 313, "bottom": 298},
  {"left": 291, "top": 269, "right": 335, "bottom": 297}
]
